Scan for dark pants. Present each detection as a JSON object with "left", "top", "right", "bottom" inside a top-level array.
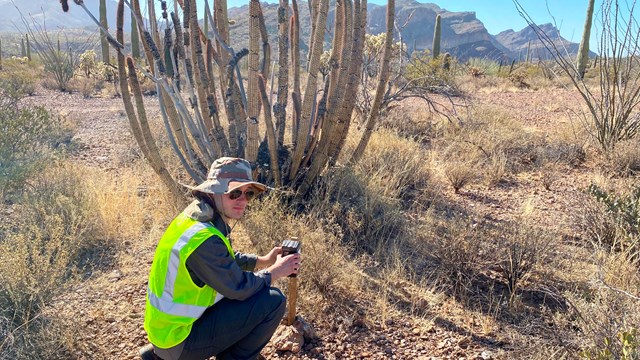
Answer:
[{"left": 178, "top": 287, "right": 286, "bottom": 360}]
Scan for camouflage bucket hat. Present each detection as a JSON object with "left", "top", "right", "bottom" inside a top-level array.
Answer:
[{"left": 185, "top": 157, "right": 267, "bottom": 196}]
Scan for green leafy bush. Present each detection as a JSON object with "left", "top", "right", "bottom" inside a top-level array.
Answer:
[
  {"left": 405, "top": 50, "right": 457, "bottom": 92},
  {"left": 0, "top": 105, "right": 69, "bottom": 198},
  {"left": 580, "top": 328, "right": 639, "bottom": 360},
  {"left": 587, "top": 184, "right": 640, "bottom": 254},
  {"left": 0, "top": 57, "right": 38, "bottom": 101}
]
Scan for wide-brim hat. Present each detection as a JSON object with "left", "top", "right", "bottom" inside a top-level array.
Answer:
[{"left": 184, "top": 157, "right": 267, "bottom": 196}]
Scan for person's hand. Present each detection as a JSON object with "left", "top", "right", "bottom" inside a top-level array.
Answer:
[
  {"left": 257, "top": 246, "right": 281, "bottom": 268},
  {"left": 267, "top": 252, "right": 301, "bottom": 282}
]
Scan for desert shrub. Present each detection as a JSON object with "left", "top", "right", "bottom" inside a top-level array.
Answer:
[
  {"left": 465, "top": 57, "right": 501, "bottom": 76},
  {"left": 604, "top": 140, "right": 640, "bottom": 177},
  {"left": 405, "top": 50, "right": 458, "bottom": 92},
  {"left": 580, "top": 328, "right": 640, "bottom": 360},
  {"left": 308, "top": 130, "right": 430, "bottom": 255},
  {"left": 0, "top": 104, "right": 71, "bottom": 198},
  {"left": 443, "top": 160, "right": 476, "bottom": 193},
  {"left": 0, "top": 164, "right": 103, "bottom": 359},
  {"left": 497, "top": 222, "right": 555, "bottom": 308},
  {"left": 424, "top": 215, "right": 491, "bottom": 295},
  {"left": 584, "top": 184, "right": 640, "bottom": 256},
  {"left": 0, "top": 57, "right": 38, "bottom": 101},
  {"left": 570, "top": 249, "right": 640, "bottom": 360}
]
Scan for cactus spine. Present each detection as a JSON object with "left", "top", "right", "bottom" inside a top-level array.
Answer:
[
  {"left": 432, "top": 14, "right": 441, "bottom": 58},
  {"left": 100, "top": 0, "right": 110, "bottom": 64},
  {"left": 576, "top": 0, "right": 594, "bottom": 79}
]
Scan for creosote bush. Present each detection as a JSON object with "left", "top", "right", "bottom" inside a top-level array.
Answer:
[
  {"left": 405, "top": 50, "right": 458, "bottom": 92},
  {"left": 0, "top": 90, "right": 71, "bottom": 198},
  {"left": 0, "top": 57, "right": 38, "bottom": 99}
]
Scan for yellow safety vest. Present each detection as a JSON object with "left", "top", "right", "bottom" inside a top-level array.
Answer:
[{"left": 144, "top": 212, "right": 235, "bottom": 349}]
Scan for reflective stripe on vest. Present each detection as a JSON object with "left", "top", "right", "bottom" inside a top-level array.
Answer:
[{"left": 144, "top": 213, "right": 234, "bottom": 348}]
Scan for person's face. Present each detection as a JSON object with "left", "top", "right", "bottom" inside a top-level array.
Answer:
[{"left": 218, "top": 183, "right": 256, "bottom": 219}]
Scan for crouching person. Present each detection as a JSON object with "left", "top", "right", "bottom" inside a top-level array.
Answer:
[{"left": 140, "top": 157, "right": 301, "bottom": 360}]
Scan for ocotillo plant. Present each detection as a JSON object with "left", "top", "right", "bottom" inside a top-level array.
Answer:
[
  {"left": 69, "top": 0, "right": 394, "bottom": 198},
  {"left": 432, "top": 14, "right": 441, "bottom": 58},
  {"left": 100, "top": 0, "right": 110, "bottom": 64},
  {"left": 0, "top": 38, "right": 3, "bottom": 70},
  {"left": 576, "top": 0, "right": 594, "bottom": 79}
]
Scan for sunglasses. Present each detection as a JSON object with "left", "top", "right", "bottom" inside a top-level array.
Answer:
[{"left": 227, "top": 188, "right": 257, "bottom": 201}]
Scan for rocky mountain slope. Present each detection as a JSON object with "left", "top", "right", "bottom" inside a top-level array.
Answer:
[
  {"left": 495, "top": 23, "right": 592, "bottom": 61},
  {"left": 0, "top": 0, "right": 587, "bottom": 62},
  {"left": 0, "top": 0, "right": 130, "bottom": 32}
]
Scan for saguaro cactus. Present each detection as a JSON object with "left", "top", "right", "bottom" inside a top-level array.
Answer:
[
  {"left": 21, "top": 38, "right": 26, "bottom": 57},
  {"left": 432, "top": 14, "right": 441, "bottom": 58},
  {"left": 25, "top": 34, "right": 31, "bottom": 61},
  {"left": 68, "top": 0, "right": 394, "bottom": 198},
  {"left": 576, "top": 0, "right": 594, "bottom": 79},
  {"left": 100, "top": 0, "right": 110, "bottom": 64}
]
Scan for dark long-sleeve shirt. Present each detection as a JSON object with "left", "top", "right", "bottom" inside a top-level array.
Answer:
[{"left": 185, "top": 211, "right": 272, "bottom": 301}]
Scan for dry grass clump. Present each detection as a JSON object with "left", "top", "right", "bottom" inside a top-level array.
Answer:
[
  {"left": 603, "top": 139, "right": 640, "bottom": 177},
  {"left": 87, "top": 164, "right": 181, "bottom": 243},
  {"left": 377, "top": 105, "right": 435, "bottom": 144},
  {"left": 497, "top": 221, "right": 555, "bottom": 309},
  {"left": 567, "top": 250, "right": 640, "bottom": 359},
  {"left": 308, "top": 130, "right": 431, "bottom": 255},
  {"left": 442, "top": 159, "right": 477, "bottom": 193},
  {"left": 436, "top": 106, "right": 586, "bottom": 190},
  {"left": 0, "top": 163, "right": 109, "bottom": 359},
  {"left": 421, "top": 215, "right": 492, "bottom": 295},
  {"left": 242, "top": 192, "right": 358, "bottom": 319}
]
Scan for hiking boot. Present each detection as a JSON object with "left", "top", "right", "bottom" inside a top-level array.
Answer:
[{"left": 139, "top": 344, "right": 163, "bottom": 360}]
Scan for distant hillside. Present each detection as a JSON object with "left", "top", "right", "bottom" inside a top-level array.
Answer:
[
  {"left": 0, "top": 0, "right": 131, "bottom": 32},
  {"left": 0, "top": 0, "right": 590, "bottom": 62},
  {"left": 495, "top": 23, "right": 595, "bottom": 61}
]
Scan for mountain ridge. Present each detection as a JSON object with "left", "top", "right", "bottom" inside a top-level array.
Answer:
[{"left": 0, "top": 0, "right": 588, "bottom": 62}]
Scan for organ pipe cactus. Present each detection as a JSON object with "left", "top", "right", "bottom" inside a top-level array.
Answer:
[
  {"left": 576, "top": 0, "right": 594, "bottom": 79},
  {"left": 131, "top": 9, "right": 140, "bottom": 59},
  {"left": 100, "top": 0, "right": 110, "bottom": 64},
  {"left": 67, "top": 0, "right": 394, "bottom": 198}
]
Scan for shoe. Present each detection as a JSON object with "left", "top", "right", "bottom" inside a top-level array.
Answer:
[{"left": 139, "top": 344, "right": 163, "bottom": 360}]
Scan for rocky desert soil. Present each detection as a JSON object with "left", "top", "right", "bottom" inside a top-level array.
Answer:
[{"left": 25, "top": 84, "right": 591, "bottom": 359}]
